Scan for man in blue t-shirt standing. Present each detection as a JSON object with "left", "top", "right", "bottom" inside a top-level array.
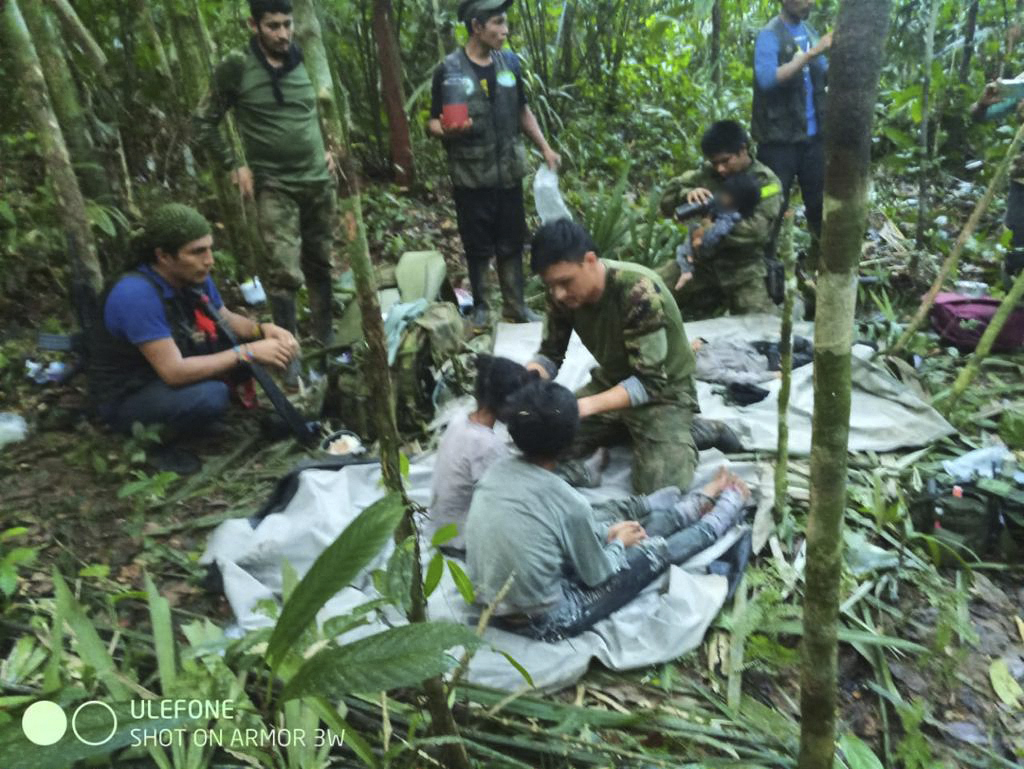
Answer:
[
  {"left": 89, "top": 204, "right": 299, "bottom": 466},
  {"left": 752, "top": 0, "right": 831, "bottom": 272}
]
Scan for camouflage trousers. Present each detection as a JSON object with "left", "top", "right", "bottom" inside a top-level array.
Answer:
[
  {"left": 558, "top": 382, "right": 698, "bottom": 494},
  {"left": 658, "top": 256, "right": 776, "bottom": 320},
  {"left": 256, "top": 178, "right": 337, "bottom": 295}
]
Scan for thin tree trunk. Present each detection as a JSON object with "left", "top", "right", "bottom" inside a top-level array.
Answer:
[
  {"left": 429, "top": 0, "right": 447, "bottom": 60},
  {"left": 293, "top": 2, "right": 470, "bottom": 767},
  {"left": 959, "top": 0, "right": 980, "bottom": 85},
  {"left": 555, "top": 0, "right": 576, "bottom": 84},
  {"left": 372, "top": 0, "right": 415, "bottom": 185},
  {"left": 3, "top": 0, "right": 103, "bottom": 300},
  {"left": 22, "top": 1, "right": 112, "bottom": 203},
  {"left": 942, "top": 267, "right": 1024, "bottom": 413},
  {"left": 914, "top": 0, "right": 940, "bottom": 251},
  {"left": 45, "top": 0, "right": 108, "bottom": 73},
  {"left": 775, "top": 212, "right": 796, "bottom": 521},
  {"left": 137, "top": 0, "right": 174, "bottom": 85},
  {"left": 798, "top": 2, "right": 891, "bottom": 768},
  {"left": 711, "top": 0, "right": 723, "bottom": 92},
  {"left": 888, "top": 118, "right": 1024, "bottom": 356}
]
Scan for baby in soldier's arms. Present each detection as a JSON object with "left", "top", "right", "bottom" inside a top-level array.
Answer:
[{"left": 675, "top": 172, "right": 762, "bottom": 287}]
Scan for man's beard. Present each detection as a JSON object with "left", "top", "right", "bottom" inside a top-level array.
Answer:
[{"left": 259, "top": 32, "right": 289, "bottom": 61}]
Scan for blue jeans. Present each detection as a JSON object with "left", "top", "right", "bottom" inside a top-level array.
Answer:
[{"left": 101, "top": 379, "right": 230, "bottom": 437}]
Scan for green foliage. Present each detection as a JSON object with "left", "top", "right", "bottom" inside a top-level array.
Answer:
[
  {"left": 0, "top": 527, "right": 37, "bottom": 603},
  {"left": 266, "top": 491, "right": 405, "bottom": 668}
]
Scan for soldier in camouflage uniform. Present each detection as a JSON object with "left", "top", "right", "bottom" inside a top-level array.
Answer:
[
  {"left": 972, "top": 79, "right": 1024, "bottom": 288},
  {"left": 526, "top": 219, "right": 701, "bottom": 494},
  {"left": 193, "top": 0, "right": 335, "bottom": 385},
  {"left": 659, "top": 121, "right": 782, "bottom": 319}
]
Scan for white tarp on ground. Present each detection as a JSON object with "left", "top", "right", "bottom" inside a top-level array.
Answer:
[
  {"left": 202, "top": 446, "right": 769, "bottom": 693},
  {"left": 493, "top": 314, "right": 955, "bottom": 455}
]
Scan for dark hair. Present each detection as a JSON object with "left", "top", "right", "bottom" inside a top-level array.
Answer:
[
  {"left": 249, "top": 0, "right": 292, "bottom": 21},
  {"left": 464, "top": 9, "right": 503, "bottom": 35},
  {"left": 474, "top": 354, "right": 535, "bottom": 420},
  {"left": 719, "top": 173, "right": 761, "bottom": 219},
  {"left": 700, "top": 120, "right": 750, "bottom": 158},
  {"left": 529, "top": 219, "right": 596, "bottom": 275},
  {"left": 505, "top": 380, "right": 579, "bottom": 460}
]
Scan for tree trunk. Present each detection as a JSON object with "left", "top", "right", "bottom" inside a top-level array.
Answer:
[
  {"left": 372, "top": 0, "right": 415, "bottom": 185},
  {"left": 711, "top": 0, "right": 723, "bottom": 92},
  {"left": 774, "top": 212, "right": 796, "bottom": 521},
  {"left": 959, "top": 0, "right": 980, "bottom": 85},
  {"left": 913, "top": 0, "right": 940, "bottom": 251},
  {"left": 45, "top": 0, "right": 108, "bottom": 73},
  {"left": 292, "top": 2, "right": 470, "bottom": 767},
  {"left": 3, "top": 0, "right": 103, "bottom": 301},
  {"left": 21, "top": 1, "right": 112, "bottom": 204},
  {"left": 798, "top": 2, "right": 891, "bottom": 769},
  {"left": 137, "top": 0, "right": 174, "bottom": 85},
  {"left": 555, "top": 0, "right": 577, "bottom": 84}
]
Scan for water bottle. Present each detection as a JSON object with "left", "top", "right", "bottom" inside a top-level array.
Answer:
[{"left": 441, "top": 74, "right": 469, "bottom": 128}]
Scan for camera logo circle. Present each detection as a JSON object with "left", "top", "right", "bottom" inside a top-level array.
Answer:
[
  {"left": 72, "top": 701, "right": 118, "bottom": 746},
  {"left": 22, "top": 700, "right": 68, "bottom": 746}
]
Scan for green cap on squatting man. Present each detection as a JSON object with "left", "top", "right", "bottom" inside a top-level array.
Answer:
[{"left": 458, "top": 0, "right": 513, "bottom": 22}]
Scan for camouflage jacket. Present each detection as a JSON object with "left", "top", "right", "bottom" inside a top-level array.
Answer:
[
  {"left": 535, "top": 259, "right": 697, "bottom": 408},
  {"left": 660, "top": 159, "right": 782, "bottom": 265}
]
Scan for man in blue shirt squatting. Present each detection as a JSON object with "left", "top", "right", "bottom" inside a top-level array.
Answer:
[
  {"left": 972, "top": 77, "right": 1024, "bottom": 289},
  {"left": 89, "top": 204, "right": 299, "bottom": 470},
  {"left": 753, "top": 0, "right": 831, "bottom": 274},
  {"left": 427, "top": 0, "right": 561, "bottom": 328}
]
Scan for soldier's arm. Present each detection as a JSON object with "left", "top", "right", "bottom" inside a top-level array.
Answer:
[
  {"left": 619, "top": 277, "right": 674, "bottom": 404},
  {"left": 192, "top": 52, "right": 245, "bottom": 171},
  {"left": 660, "top": 169, "right": 705, "bottom": 217},
  {"left": 708, "top": 182, "right": 782, "bottom": 255},
  {"left": 530, "top": 297, "right": 572, "bottom": 378}
]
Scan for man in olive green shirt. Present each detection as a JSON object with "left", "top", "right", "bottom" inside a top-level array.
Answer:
[
  {"left": 526, "top": 219, "right": 700, "bottom": 493},
  {"left": 660, "top": 120, "right": 782, "bottom": 319},
  {"left": 193, "top": 0, "right": 336, "bottom": 385}
]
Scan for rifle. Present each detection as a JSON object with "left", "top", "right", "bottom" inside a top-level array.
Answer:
[{"left": 193, "top": 291, "right": 319, "bottom": 447}]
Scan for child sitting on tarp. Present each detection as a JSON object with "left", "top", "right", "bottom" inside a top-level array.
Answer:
[
  {"left": 674, "top": 172, "right": 762, "bottom": 288},
  {"left": 427, "top": 355, "right": 534, "bottom": 553},
  {"left": 465, "top": 379, "right": 750, "bottom": 641}
]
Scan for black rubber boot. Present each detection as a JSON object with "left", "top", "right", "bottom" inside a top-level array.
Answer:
[
  {"left": 466, "top": 257, "right": 490, "bottom": 327},
  {"left": 1004, "top": 249, "right": 1024, "bottom": 291},
  {"left": 497, "top": 255, "right": 541, "bottom": 322},
  {"left": 306, "top": 278, "right": 335, "bottom": 349},
  {"left": 269, "top": 293, "right": 301, "bottom": 388},
  {"left": 691, "top": 418, "right": 744, "bottom": 453}
]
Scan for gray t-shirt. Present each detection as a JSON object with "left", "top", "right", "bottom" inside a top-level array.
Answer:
[
  {"left": 466, "top": 457, "right": 627, "bottom": 615},
  {"left": 428, "top": 412, "right": 508, "bottom": 549}
]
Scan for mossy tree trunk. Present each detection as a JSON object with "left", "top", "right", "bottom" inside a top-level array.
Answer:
[
  {"left": 774, "top": 212, "right": 796, "bottom": 522},
  {"left": 959, "top": 0, "right": 980, "bottom": 85},
  {"left": 46, "top": 0, "right": 108, "bottom": 72},
  {"left": 913, "top": 0, "right": 940, "bottom": 252},
  {"left": 3, "top": 0, "right": 103, "bottom": 301},
  {"left": 22, "top": 1, "right": 112, "bottom": 204},
  {"left": 293, "top": 3, "right": 470, "bottom": 767},
  {"left": 372, "top": 0, "right": 415, "bottom": 185},
  {"left": 798, "top": 2, "right": 891, "bottom": 768}
]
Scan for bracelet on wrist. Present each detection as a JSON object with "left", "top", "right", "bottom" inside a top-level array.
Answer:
[{"left": 244, "top": 344, "right": 255, "bottom": 362}]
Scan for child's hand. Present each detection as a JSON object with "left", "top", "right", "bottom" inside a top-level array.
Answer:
[{"left": 607, "top": 521, "right": 647, "bottom": 547}]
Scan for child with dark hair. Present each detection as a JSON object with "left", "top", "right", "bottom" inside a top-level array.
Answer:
[
  {"left": 675, "top": 172, "right": 762, "bottom": 283},
  {"left": 427, "top": 355, "right": 534, "bottom": 551},
  {"left": 466, "top": 379, "right": 750, "bottom": 641}
]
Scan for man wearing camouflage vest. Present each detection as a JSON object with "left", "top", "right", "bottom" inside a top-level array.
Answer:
[
  {"left": 752, "top": 0, "right": 831, "bottom": 273},
  {"left": 427, "top": 0, "right": 560, "bottom": 327}
]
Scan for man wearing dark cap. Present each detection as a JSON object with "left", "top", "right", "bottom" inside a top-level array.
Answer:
[
  {"left": 427, "top": 0, "right": 560, "bottom": 327},
  {"left": 193, "top": 0, "right": 335, "bottom": 386},
  {"left": 90, "top": 204, "right": 299, "bottom": 458}
]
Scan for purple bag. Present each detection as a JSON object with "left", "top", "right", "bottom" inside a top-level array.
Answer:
[{"left": 930, "top": 292, "right": 1024, "bottom": 353}]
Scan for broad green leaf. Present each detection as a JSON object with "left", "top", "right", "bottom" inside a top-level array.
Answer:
[
  {"left": 385, "top": 536, "right": 414, "bottom": 612},
  {"left": 0, "top": 200, "right": 15, "bottom": 225},
  {"left": 52, "top": 569, "right": 129, "bottom": 700},
  {"left": 990, "top": 658, "right": 1023, "bottom": 708},
  {"left": 430, "top": 523, "right": 459, "bottom": 547},
  {"left": 145, "top": 573, "right": 176, "bottom": 692},
  {"left": 283, "top": 622, "right": 483, "bottom": 701},
  {"left": 0, "top": 527, "right": 27, "bottom": 542},
  {"left": 447, "top": 560, "right": 475, "bottom": 605},
  {"left": 423, "top": 552, "right": 444, "bottom": 597},
  {"left": 838, "top": 733, "right": 884, "bottom": 769},
  {"left": 266, "top": 492, "right": 405, "bottom": 668},
  {"left": 78, "top": 564, "right": 109, "bottom": 578}
]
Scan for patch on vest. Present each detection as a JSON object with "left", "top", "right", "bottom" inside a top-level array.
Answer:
[
  {"left": 496, "top": 69, "right": 516, "bottom": 88},
  {"left": 462, "top": 75, "right": 476, "bottom": 96}
]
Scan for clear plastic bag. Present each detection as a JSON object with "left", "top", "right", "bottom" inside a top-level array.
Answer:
[{"left": 533, "top": 165, "right": 572, "bottom": 224}]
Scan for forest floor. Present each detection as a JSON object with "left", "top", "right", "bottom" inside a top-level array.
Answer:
[{"left": 2, "top": 185, "right": 1024, "bottom": 768}]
